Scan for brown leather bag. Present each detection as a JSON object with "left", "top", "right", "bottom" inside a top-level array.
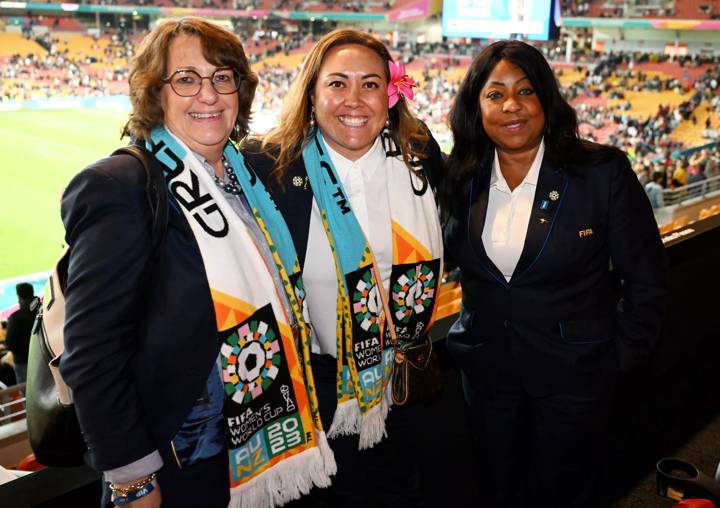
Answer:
[{"left": 372, "top": 265, "right": 443, "bottom": 406}]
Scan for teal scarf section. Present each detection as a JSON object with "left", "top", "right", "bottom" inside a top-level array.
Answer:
[
  {"left": 301, "top": 135, "right": 370, "bottom": 272},
  {"left": 301, "top": 133, "right": 390, "bottom": 447},
  {"left": 225, "top": 146, "right": 301, "bottom": 273}
]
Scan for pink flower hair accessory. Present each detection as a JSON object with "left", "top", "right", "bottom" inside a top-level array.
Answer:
[{"left": 387, "top": 60, "right": 416, "bottom": 109}]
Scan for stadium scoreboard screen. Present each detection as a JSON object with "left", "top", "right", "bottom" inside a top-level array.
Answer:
[{"left": 442, "top": 0, "right": 560, "bottom": 41}]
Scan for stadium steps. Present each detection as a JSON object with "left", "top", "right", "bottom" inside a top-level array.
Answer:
[
  {"left": 670, "top": 100, "right": 718, "bottom": 146},
  {"left": 606, "top": 88, "right": 692, "bottom": 120},
  {"left": 0, "top": 33, "right": 47, "bottom": 57},
  {"left": 54, "top": 34, "right": 113, "bottom": 62},
  {"left": 555, "top": 66, "right": 587, "bottom": 87},
  {"left": 631, "top": 61, "right": 713, "bottom": 83},
  {"left": 254, "top": 41, "right": 315, "bottom": 69}
]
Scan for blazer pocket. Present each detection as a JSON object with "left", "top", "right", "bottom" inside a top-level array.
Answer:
[
  {"left": 559, "top": 317, "right": 614, "bottom": 345},
  {"left": 446, "top": 308, "right": 489, "bottom": 372}
]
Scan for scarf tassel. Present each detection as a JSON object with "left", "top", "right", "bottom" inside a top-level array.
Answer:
[
  {"left": 326, "top": 398, "right": 390, "bottom": 450},
  {"left": 327, "top": 399, "right": 361, "bottom": 439},
  {"left": 359, "top": 396, "right": 390, "bottom": 450}
]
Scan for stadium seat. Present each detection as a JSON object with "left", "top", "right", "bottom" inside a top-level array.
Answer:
[
  {"left": 0, "top": 33, "right": 46, "bottom": 57},
  {"left": 659, "top": 223, "right": 675, "bottom": 234},
  {"left": 16, "top": 453, "right": 45, "bottom": 472},
  {"left": 673, "top": 500, "right": 716, "bottom": 508},
  {"left": 672, "top": 216, "right": 690, "bottom": 230}
]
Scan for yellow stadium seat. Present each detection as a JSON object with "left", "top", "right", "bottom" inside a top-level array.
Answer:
[{"left": 671, "top": 215, "right": 689, "bottom": 230}]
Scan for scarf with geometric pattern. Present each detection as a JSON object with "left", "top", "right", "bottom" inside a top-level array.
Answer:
[
  {"left": 300, "top": 131, "right": 444, "bottom": 448},
  {"left": 148, "top": 126, "right": 335, "bottom": 508}
]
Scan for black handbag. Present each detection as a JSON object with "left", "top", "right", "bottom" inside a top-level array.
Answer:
[
  {"left": 372, "top": 265, "right": 444, "bottom": 406},
  {"left": 26, "top": 251, "right": 86, "bottom": 466},
  {"left": 25, "top": 145, "right": 168, "bottom": 467}
]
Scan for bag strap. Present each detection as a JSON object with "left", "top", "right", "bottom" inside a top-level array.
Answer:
[
  {"left": 372, "top": 263, "right": 435, "bottom": 365},
  {"left": 111, "top": 145, "right": 169, "bottom": 248},
  {"left": 371, "top": 264, "right": 399, "bottom": 349}
]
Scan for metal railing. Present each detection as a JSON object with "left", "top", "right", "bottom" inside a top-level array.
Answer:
[
  {"left": 0, "top": 384, "right": 26, "bottom": 427},
  {"left": 662, "top": 174, "right": 720, "bottom": 207}
]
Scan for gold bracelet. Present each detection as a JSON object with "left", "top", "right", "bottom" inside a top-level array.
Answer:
[{"left": 109, "top": 473, "right": 157, "bottom": 498}]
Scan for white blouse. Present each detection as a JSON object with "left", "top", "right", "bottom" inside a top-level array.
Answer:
[
  {"left": 303, "top": 137, "right": 393, "bottom": 356},
  {"left": 482, "top": 140, "right": 545, "bottom": 282}
]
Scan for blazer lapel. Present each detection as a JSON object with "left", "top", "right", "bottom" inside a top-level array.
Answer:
[
  {"left": 512, "top": 157, "right": 568, "bottom": 281},
  {"left": 467, "top": 162, "right": 507, "bottom": 285}
]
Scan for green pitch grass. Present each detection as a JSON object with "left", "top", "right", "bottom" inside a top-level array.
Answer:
[{"left": 0, "top": 108, "right": 129, "bottom": 279}]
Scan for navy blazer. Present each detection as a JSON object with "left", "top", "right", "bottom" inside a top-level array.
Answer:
[
  {"left": 60, "top": 152, "right": 220, "bottom": 471},
  {"left": 444, "top": 152, "right": 668, "bottom": 396}
]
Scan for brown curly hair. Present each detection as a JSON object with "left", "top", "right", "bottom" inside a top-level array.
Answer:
[{"left": 122, "top": 17, "right": 258, "bottom": 143}]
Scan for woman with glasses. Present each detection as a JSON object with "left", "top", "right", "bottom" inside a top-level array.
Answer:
[{"left": 60, "top": 18, "right": 336, "bottom": 507}]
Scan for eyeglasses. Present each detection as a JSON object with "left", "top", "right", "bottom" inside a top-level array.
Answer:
[{"left": 162, "top": 67, "right": 241, "bottom": 97}]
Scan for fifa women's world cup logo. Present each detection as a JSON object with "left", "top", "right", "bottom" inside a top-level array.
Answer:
[
  {"left": 392, "top": 263, "right": 436, "bottom": 323},
  {"left": 222, "top": 319, "right": 282, "bottom": 404},
  {"left": 352, "top": 268, "right": 380, "bottom": 333}
]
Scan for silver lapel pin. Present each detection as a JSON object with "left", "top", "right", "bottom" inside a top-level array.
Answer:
[{"left": 549, "top": 190, "right": 560, "bottom": 201}]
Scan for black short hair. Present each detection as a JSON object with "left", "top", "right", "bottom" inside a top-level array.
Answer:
[{"left": 16, "top": 282, "right": 34, "bottom": 300}]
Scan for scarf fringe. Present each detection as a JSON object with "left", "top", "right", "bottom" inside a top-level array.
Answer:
[
  {"left": 326, "top": 397, "right": 390, "bottom": 449},
  {"left": 327, "top": 399, "right": 361, "bottom": 439},
  {"left": 316, "top": 430, "right": 338, "bottom": 477},
  {"left": 228, "top": 446, "right": 333, "bottom": 508},
  {"left": 358, "top": 396, "right": 389, "bottom": 450}
]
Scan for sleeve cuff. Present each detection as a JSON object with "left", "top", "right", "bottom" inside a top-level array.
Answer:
[{"left": 103, "top": 451, "right": 163, "bottom": 484}]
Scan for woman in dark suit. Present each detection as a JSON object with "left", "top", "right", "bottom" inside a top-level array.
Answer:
[{"left": 441, "top": 40, "right": 668, "bottom": 508}]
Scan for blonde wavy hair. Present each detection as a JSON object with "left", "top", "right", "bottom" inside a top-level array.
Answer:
[
  {"left": 260, "top": 29, "right": 429, "bottom": 183},
  {"left": 122, "top": 17, "right": 258, "bottom": 143}
]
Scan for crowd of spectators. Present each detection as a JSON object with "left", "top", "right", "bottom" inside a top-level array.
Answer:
[
  {"left": 2, "top": 19, "right": 719, "bottom": 202},
  {"left": 560, "top": 0, "right": 678, "bottom": 18},
  {"left": 556, "top": 50, "right": 720, "bottom": 199},
  {"left": 560, "top": 0, "right": 592, "bottom": 17},
  {"left": 1, "top": 27, "right": 133, "bottom": 100}
]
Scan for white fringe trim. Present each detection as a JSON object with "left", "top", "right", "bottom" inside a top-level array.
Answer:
[
  {"left": 316, "top": 430, "right": 337, "bottom": 477},
  {"left": 327, "top": 399, "right": 361, "bottom": 438},
  {"left": 358, "top": 397, "right": 389, "bottom": 450},
  {"left": 228, "top": 445, "right": 333, "bottom": 508},
  {"left": 326, "top": 397, "right": 390, "bottom": 449}
]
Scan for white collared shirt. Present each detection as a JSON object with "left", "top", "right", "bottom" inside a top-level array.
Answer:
[
  {"left": 303, "top": 137, "right": 392, "bottom": 356},
  {"left": 482, "top": 140, "right": 545, "bottom": 282}
]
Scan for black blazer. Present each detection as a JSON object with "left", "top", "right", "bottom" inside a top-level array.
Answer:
[
  {"left": 60, "top": 152, "right": 220, "bottom": 471},
  {"left": 444, "top": 152, "right": 668, "bottom": 396}
]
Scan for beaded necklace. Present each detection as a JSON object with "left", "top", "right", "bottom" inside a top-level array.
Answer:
[{"left": 214, "top": 156, "right": 243, "bottom": 195}]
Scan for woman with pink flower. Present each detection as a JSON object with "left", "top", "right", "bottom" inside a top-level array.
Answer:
[{"left": 243, "top": 29, "right": 445, "bottom": 507}]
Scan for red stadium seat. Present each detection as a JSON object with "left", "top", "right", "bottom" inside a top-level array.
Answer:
[{"left": 17, "top": 453, "right": 45, "bottom": 472}]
